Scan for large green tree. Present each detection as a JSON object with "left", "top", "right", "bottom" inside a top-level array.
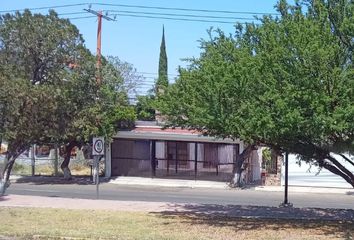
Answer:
[
  {"left": 158, "top": 0, "right": 354, "bottom": 187},
  {"left": 0, "top": 10, "right": 135, "bottom": 192},
  {"left": 54, "top": 56, "right": 136, "bottom": 179},
  {"left": 0, "top": 71, "right": 62, "bottom": 193},
  {"left": 0, "top": 10, "right": 86, "bottom": 192},
  {"left": 135, "top": 27, "right": 169, "bottom": 121}
]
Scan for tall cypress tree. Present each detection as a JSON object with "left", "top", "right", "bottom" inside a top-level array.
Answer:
[{"left": 156, "top": 25, "right": 168, "bottom": 94}]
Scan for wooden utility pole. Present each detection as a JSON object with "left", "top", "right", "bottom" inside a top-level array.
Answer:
[
  {"left": 84, "top": 8, "right": 116, "bottom": 85},
  {"left": 96, "top": 10, "right": 102, "bottom": 83}
]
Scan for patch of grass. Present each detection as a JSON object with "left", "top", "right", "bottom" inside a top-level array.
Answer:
[
  {"left": 0, "top": 207, "right": 353, "bottom": 240},
  {"left": 11, "top": 163, "right": 91, "bottom": 176},
  {"left": 12, "top": 163, "right": 28, "bottom": 174}
]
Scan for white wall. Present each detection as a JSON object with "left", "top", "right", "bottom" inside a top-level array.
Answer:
[
  {"left": 105, "top": 144, "right": 111, "bottom": 178},
  {"left": 251, "top": 148, "right": 262, "bottom": 181},
  {"left": 156, "top": 141, "right": 166, "bottom": 168},
  {"left": 282, "top": 153, "right": 354, "bottom": 188}
]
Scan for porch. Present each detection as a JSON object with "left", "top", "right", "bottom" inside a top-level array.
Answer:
[{"left": 105, "top": 126, "right": 263, "bottom": 183}]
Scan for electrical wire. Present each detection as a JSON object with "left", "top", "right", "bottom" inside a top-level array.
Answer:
[
  {"left": 62, "top": 11, "right": 258, "bottom": 24},
  {"left": 1, "top": 3, "right": 268, "bottom": 24},
  {"left": 137, "top": 72, "right": 178, "bottom": 76},
  {"left": 101, "top": 13, "right": 243, "bottom": 24},
  {"left": 94, "top": 3, "right": 280, "bottom": 16},
  {"left": 104, "top": 10, "right": 257, "bottom": 21},
  {"left": 68, "top": 16, "right": 96, "bottom": 20},
  {"left": 57, "top": 11, "right": 88, "bottom": 16},
  {"left": 67, "top": 13, "right": 256, "bottom": 24},
  {"left": 0, "top": 3, "right": 279, "bottom": 16},
  {"left": 0, "top": 3, "right": 89, "bottom": 13}
]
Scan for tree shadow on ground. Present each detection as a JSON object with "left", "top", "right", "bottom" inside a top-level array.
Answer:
[
  {"left": 152, "top": 204, "right": 354, "bottom": 238},
  {"left": 13, "top": 176, "right": 109, "bottom": 185}
]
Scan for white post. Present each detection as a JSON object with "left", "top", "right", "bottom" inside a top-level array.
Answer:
[
  {"left": 31, "top": 144, "right": 36, "bottom": 176},
  {"left": 93, "top": 155, "right": 100, "bottom": 199},
  {"left": 105, "top": 143, "right": 111, "bottom": 178},
  {"left": 92, "top": 137, "right": 104, "bottom": 199},
  {"left": 54, "top": 145, "right": 59, "bottom": 176}
]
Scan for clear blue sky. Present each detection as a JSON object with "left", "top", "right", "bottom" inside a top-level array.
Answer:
[{"left": 1, "top": 0, "right": 283, "bottom": 94}]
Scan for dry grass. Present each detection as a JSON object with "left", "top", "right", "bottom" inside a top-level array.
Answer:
[
  {"left": 12, "top": 163, "right": 91, "bottom": 176},
  {"left": 0, "top": 207, "right": 353, "bottom": 240}
]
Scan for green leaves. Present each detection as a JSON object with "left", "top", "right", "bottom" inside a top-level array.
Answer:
[
  {"left": 0, "top": 10, "right": 84, "bottom": 85},
  {"left": 158, "top": 0, "right": 353, "bottom": 158},
  {"left": 136, "top": 95, "right": 156, "bottom": 121},
  {"left": 156, "top": 26, "right": 169, "bottom": 94},
  {"left": 0, "top": 10, "right": 136, "bottom": 153}
]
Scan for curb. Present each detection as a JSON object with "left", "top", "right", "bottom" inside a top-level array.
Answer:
[
  {"left": 108, "top": 177, "right": 230, "bottom": 189},
  {"left": 255, "top": 186, "right": 354, "bottom": 194}
]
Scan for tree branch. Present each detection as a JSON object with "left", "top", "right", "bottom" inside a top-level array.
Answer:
[
  {"left": 321, "top": 161, "right": 354, "bottom": 188},
  {"left": 339, "top": 154, "right": 354, "bottom": 168},
  {"left": 325, "top": 155, "right": 354, "bottom": 188}
]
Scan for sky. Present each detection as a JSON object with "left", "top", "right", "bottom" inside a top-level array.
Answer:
[{"left": 0, "top": 0, "right": 283, "bottom": 95}]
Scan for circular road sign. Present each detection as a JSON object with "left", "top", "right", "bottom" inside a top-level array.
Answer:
[{"left": 93, "top": 137, "right": 104, "bottom": 155}]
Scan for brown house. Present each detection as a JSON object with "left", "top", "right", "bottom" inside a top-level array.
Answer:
[{"left": 105, "top": 121, "right": 267, "bottom": 184}]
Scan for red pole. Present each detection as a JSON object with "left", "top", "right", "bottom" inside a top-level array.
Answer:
[{"left": 96, "top": 11, "right": 102, "bottom": 85}]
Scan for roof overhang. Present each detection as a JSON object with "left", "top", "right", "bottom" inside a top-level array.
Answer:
[{"left": 114, "top": 130, "right": 241, "bottom": 145}]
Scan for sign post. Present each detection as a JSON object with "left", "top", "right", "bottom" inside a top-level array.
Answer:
[
  {"left": 280, "top": 152, "right": 293, "bottom": 207},
  {"left": 92, "top": 137, "right": 104, "bottom": 199}
]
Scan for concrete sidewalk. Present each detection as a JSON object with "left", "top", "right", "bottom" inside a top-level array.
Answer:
[
  {"left": 109, "top": 176, "right": 354, "bottom": 194},
  {"left": 255, "top": 185, "right": 354, "bottom": 194},
  {"left": 109, "top": 176, "right": 229, "bottom": 189},
  {"left": 10, "top": 175, "right": 354, "bottom": 194},
  {"left": 1, "top": 194, "right": 354, "bottom": 221}
]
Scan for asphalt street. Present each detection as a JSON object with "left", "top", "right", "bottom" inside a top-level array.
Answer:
[{"left": 6, "top": 182, "right": 354, "bottom": 209}]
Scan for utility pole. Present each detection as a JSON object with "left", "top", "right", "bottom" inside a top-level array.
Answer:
[{"left": 83, "top": 8, "right": 116, "bottom": 85}]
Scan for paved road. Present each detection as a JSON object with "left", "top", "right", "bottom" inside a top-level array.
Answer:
[{"left": 6, "top": 182, "right": 354, "bottom": 209}]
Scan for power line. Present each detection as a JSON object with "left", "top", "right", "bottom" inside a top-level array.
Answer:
[
  {"left": 94, "top": 3, "right": 280, "bottom": 16},
  {"left": 0, "top": 3, "right": 279, "bottom": 16},
  {"left": 137, "top": 71, "right": 178, "bottom": 76},
  {"left": 57, "top": 11, "right": 87, "bottom": 16},
  {"left": 0, "top": 3, "right": 89, "bottom": 13},
  {"left": 67, "top": 13, "right": 256, "bottom": 25},
  {"left": 125, "top": 77, "right": 171, "bottom": 82},
  {"left": 69, "top": 16, "right": 96, "bottom": 20},
  {"left": 0, "top": 3, "right": 271, "bottom": 24},
  {"left": 65, "top": 13, "right": 257, "bottom": 25},
  {"left": 104, "top": 10, "right": 257, "bottom": 21},
  {"left": 107, "top": 13, "right": 242, "bottom": 24},
  {"left": 84, "top": 8, "right": 116, "bottom": 21},
  {"left": 62, "top": 11, "right": 258, "bottom": 24}
]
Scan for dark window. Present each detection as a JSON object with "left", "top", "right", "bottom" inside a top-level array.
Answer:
[
  {"left": 203, "top": 143, "right": 218, "bottom": 168},
  {"left": 167, "top": 142, "right": 188, "bottom": 167}
]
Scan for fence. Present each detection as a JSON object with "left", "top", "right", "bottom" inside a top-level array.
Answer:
[
  {"left": 1, "top": 147, "right": 102, "bottom": 177},
  {"left": 111, "top": 156, "right": 235, "bottom": 182}
]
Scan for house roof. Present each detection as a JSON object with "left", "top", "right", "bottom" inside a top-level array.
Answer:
[{"left": 115, "top": 124, "right": 241, "bottom": 144}]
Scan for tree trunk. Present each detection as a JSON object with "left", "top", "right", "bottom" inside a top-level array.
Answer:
[
  {"left": 339, "top": 154, "right": 354, "bottom": 168},
  {"left": 0, "top": 156, "right": 15, "bottom": 196},
  {"left": 232, "top": 144, "right": 256, "bottom": 188},
  {"left": 60, "top": 141, "right": 76, "bottom": 180},
  {"left": 0, "top": 142, "right": 29, "bottom": 195},
  {"left": 321, "top": 154, "right": 354, "bottom": 188}
]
